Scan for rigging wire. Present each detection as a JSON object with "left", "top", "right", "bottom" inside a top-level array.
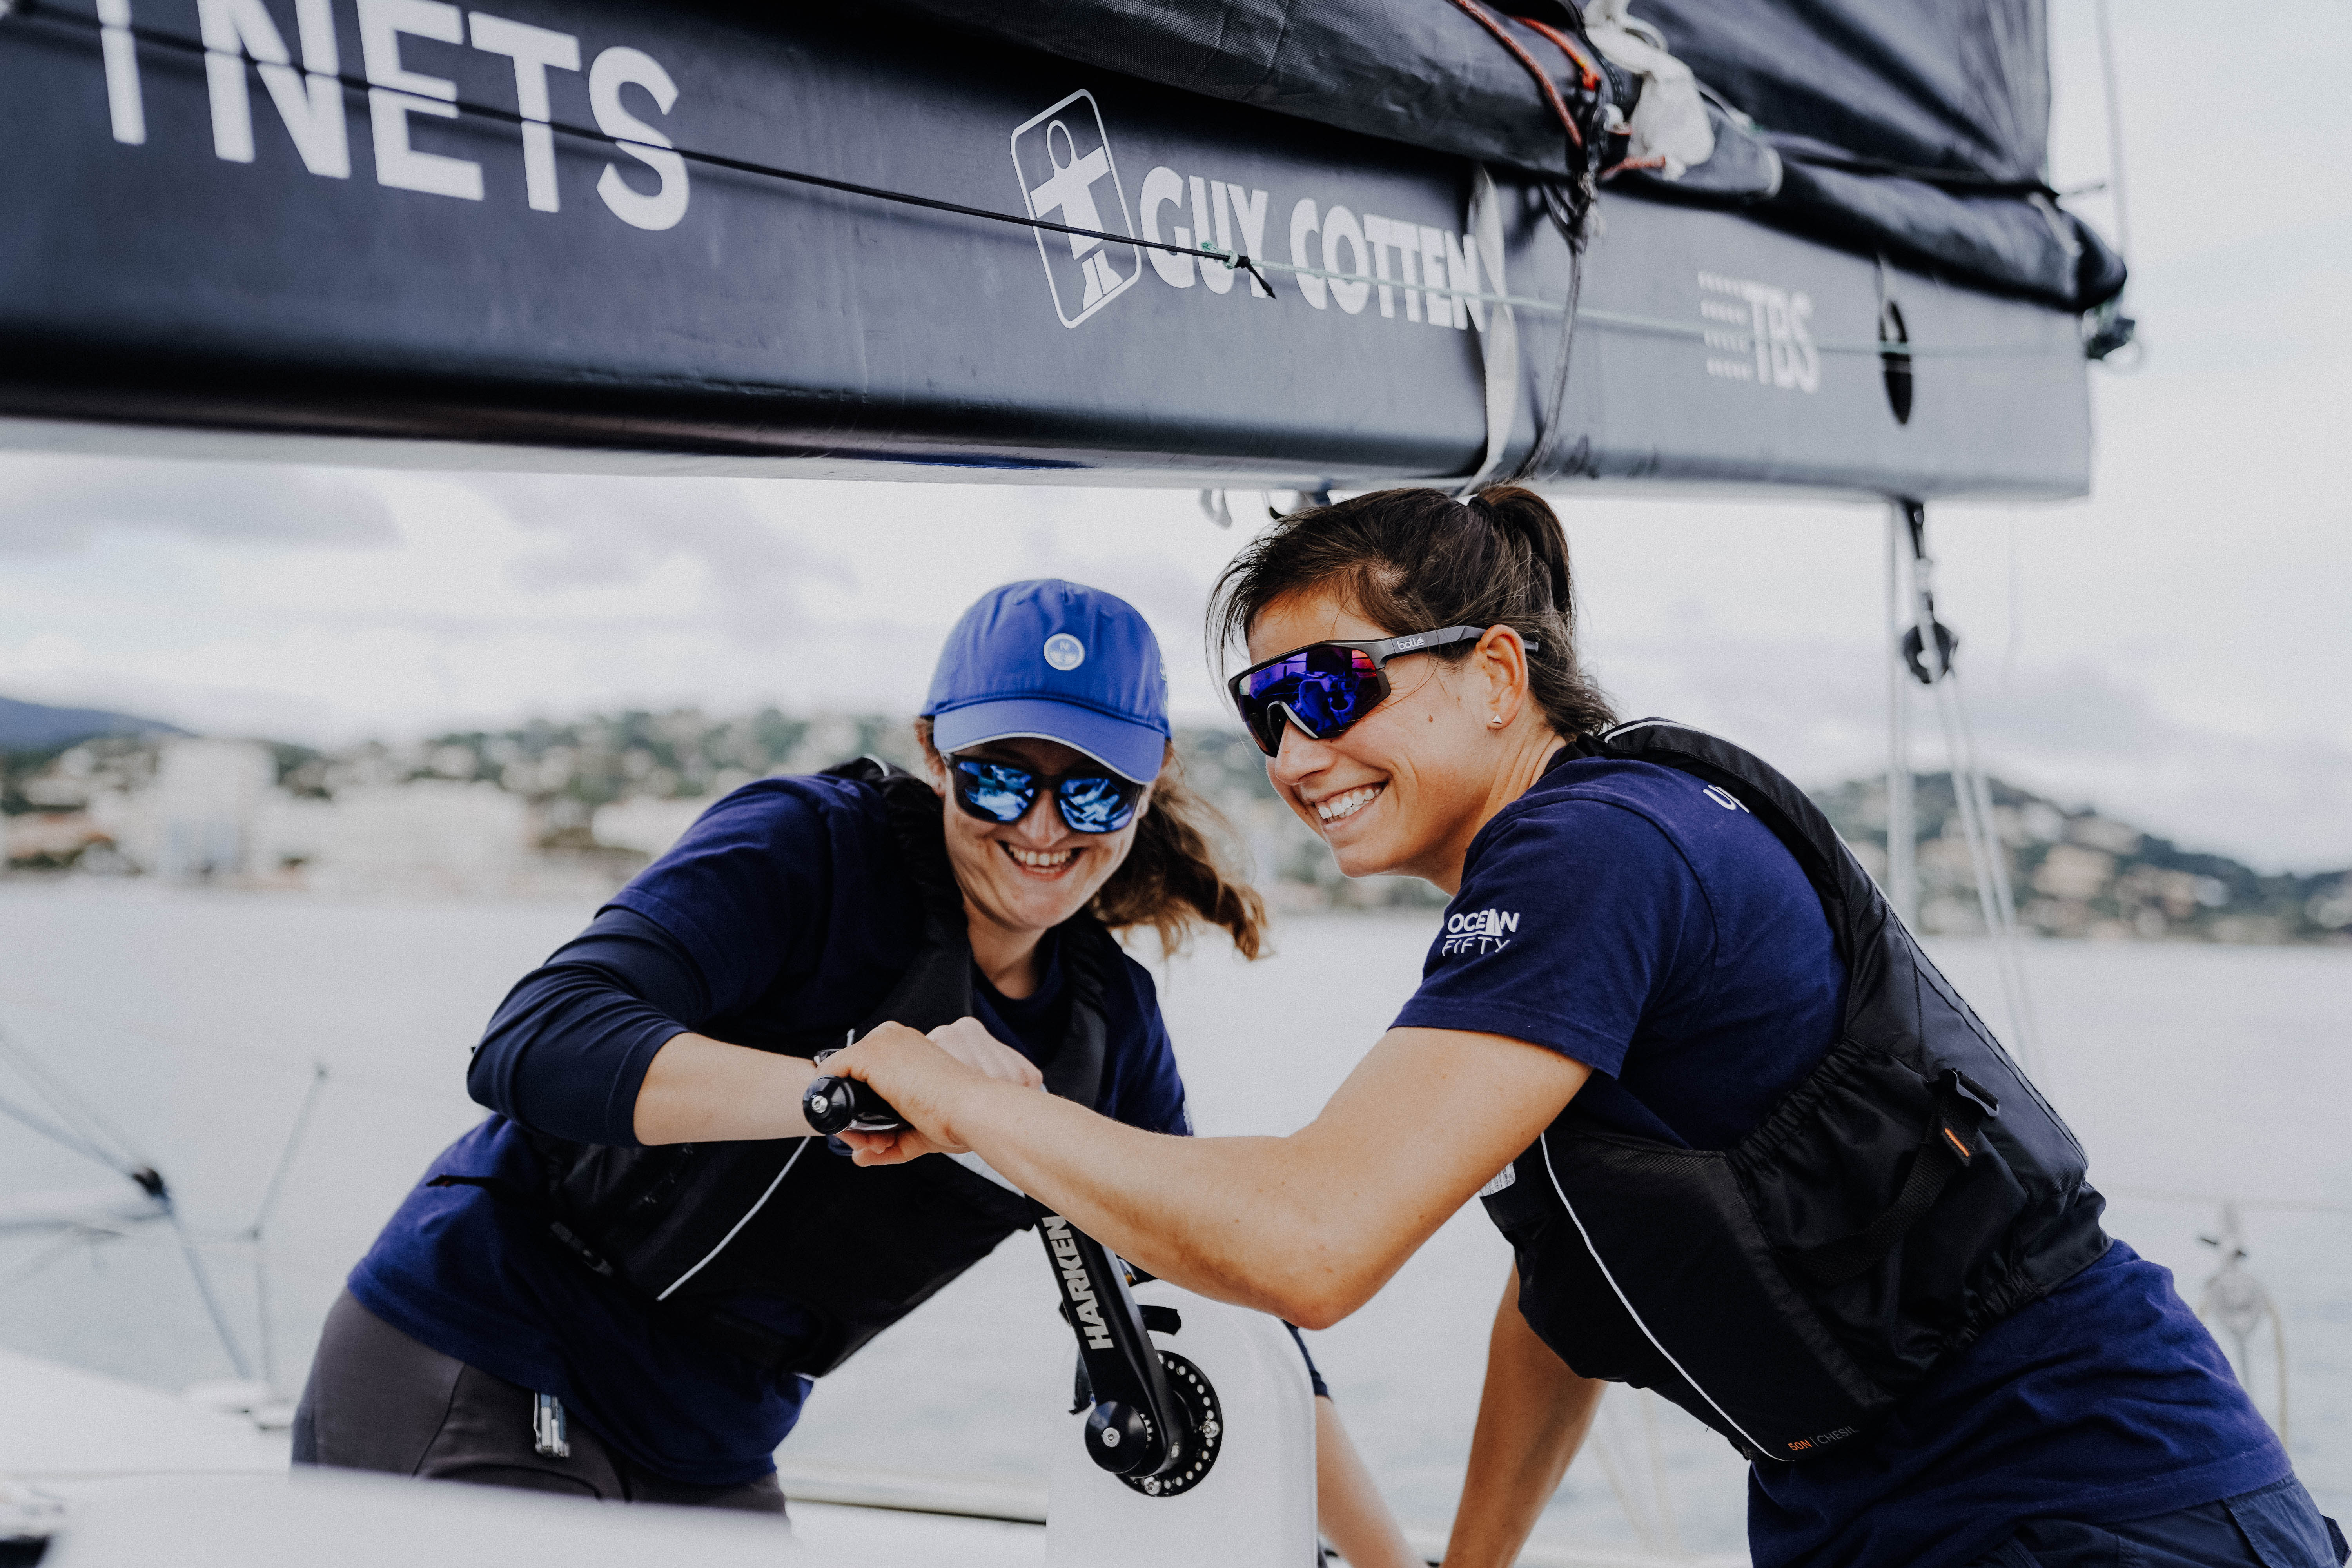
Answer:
[
  {"left": 6, "top": 2, "right": 1278, "bottom": 299},
  {"left": 1507, "top": 187, "right": 1590, "bottom": 485},
  {"left": 0, "top": 1089, "right": 127, "bottom": 1174},
  {"left": 166, "top": 1202, "right": 256, "bottom": 1381},
  {"left": 2082, "top": 0, "right": 2140, "bottom": 365},
  {"left": 0, "top": 980, "right": 463, "bottom": 1108},
  {"left": 0, "top": 1228, "right": 89, "bottom": 1293},
  {"left": 4, "top": 4, "right": 2081, "bottom": 365},
  {"left": 1897, "top": 505, "right": 2042, "bottom": 1074},
  {"left": 1588, "top": 1428, "right": 1657, "bottom": 1552},
  {"left": 2091, "top": 0, "right": 2134, "bottom": 263},
  {"left": 1948, "top": 683, "right": 2044, "bottom": 1058},
  {"left": 245, "top": 1062, "right": 330, "bottom": 1389},
  {"left": 0, "top": 1018, "right": 147, "bottom": 1172},
  {"left": 1584, "top": 1387, "right": 1663, "bottom": 1551},
  {"left": 2107, "top": 1187, "right": 2352, "bottom": 1217},
  {"left": 0, "top": 1021, "right": 256, "bottom": 1380},
  {"left": 1636, "top": 1388, "right": 1682, "bottom": 1556}
]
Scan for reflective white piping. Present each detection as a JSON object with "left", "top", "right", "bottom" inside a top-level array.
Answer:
[
  {"left": 656, "top": 1138, "right": 812, "bottom": 1301},
  {"left": 1601, "top": 717, "right": 1700, "bottom": 742},
  {"left": 1538, "top": 1132, "right": 1774, "bottom": 1459}
]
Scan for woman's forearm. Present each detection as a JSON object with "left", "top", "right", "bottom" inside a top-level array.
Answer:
[
  {"left": 632, "top": 1033, "right": 818, "bottom": 1144},
  {"left": 852, "top": 1024, "right": 1587, "bottom": 1328},
  {"left": 944, "top": 1076, "right": 1345, "bottom": 1318},
  {"left": 1441, "top": 1266, "right": 1602, "bottom": 1568}
]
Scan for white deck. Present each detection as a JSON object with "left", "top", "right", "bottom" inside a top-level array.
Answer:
[{"left": 1, "top": 1347, "right": 1730, "bottom": 1566}]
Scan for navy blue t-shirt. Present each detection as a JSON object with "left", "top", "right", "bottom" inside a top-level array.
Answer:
[
  {"left": 1395, "top": 753, "right": 2287, "bottom": 1567},
  {"left": 349, "top": 775, "right": 1190, "bottom": 1486}
]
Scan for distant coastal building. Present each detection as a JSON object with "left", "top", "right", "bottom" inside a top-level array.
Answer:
[
  {"left": 3, "top": 706, "right": 2345, "bottom": 941},
  {"left": 108, "top": 739, "right": 278, "bottom": 880}
]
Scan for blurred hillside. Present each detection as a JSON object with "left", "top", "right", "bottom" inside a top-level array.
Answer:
[
  {"left": 1816, "top": 775, "right": 2351, "bottom": 946},
  {"left": 3, "top": 699, "right": 2345, "bottom": 941}
]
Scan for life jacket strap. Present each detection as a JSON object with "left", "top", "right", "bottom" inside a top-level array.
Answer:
[{"left": 1788, "top": 1070, "right": 2000, "bottom": 1289}]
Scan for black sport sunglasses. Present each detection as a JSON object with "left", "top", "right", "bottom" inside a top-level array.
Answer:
[
  {"left": 947, "top": 754, "right": 1144, "bottom": 834},
  {"left": 1227, "top": 626, "right": 1537, "bottom": 757}
]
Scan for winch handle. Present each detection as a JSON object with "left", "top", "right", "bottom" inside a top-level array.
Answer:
[
  {"left": 1039, "top": 1212, "right": 1189, "bottom": 1483},
  {"left": 804, "top": 1049, "right": 906, "bottom": 1135}
]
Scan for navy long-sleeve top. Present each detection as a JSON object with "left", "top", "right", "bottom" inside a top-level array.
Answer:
[
  {"left": 347, "top": 775, "right": 1191, "bottom": 1486},
  {"left": 466, "top": 907, "right": 722, "bottom": 1148}
]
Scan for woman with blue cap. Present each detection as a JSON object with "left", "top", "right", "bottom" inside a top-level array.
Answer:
[{"left": 291, "top": 579, "right": 1419, "bottom": 1566}]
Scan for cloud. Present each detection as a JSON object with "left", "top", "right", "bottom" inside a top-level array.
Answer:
[
  {"left": 0, "top": 456, "right": 396, "bottom": 555},
  {"left": 460, "top": 474, "right": 857, "bottom": 640},
  {"left": 1592, "top": 630, "right": 2352, "bottom": 871}
]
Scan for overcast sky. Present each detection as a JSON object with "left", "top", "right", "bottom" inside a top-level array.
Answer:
[{"left": 0, "top": 0, "right": 2344, "bottom": 870}]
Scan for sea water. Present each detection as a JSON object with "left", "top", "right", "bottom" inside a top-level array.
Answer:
[{"left": 0, "top": 884, "right": 2343, "bottom": 1554}]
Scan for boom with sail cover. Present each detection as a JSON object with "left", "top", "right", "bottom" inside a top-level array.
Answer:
[{"left": 0, "top": 0, "right": 2106, "bottom": 497}]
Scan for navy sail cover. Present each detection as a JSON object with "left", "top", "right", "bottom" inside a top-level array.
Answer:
[{"left": 849, "top": 0, "right": 2123, "bottom": 312}]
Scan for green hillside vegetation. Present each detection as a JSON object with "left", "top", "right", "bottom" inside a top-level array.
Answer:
[{"left": 7, "top": 705, "right": 2346, "bottom": 943}]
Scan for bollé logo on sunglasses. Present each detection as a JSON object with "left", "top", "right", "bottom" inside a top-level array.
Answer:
[{"left": 1440, "top": 907, "right": 1521, "bottom": 956}]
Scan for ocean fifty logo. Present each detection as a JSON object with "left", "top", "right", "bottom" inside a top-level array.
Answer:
[{"left": 1440, "top": 907, "right": 1520, "bottom": 956}]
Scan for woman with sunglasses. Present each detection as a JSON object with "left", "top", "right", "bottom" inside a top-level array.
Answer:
[
  {"left": 293, "top": 579, "right": 1421, "bottom": 1566},
  {"left": 828, "top": 497, "right": 2339, "bottom": 1568}
]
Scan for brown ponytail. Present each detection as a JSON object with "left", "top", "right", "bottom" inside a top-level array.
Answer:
[
  {"left": 914, "top": 719, "right": 1268, "bottom": 960},
  {"left": 1208, "top": 485, "right": 1617, "bottom": 742}
]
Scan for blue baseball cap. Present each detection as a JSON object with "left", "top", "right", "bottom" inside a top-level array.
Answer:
[{"left": 923, "top": 581, "right": 1170, "bottom": 782}]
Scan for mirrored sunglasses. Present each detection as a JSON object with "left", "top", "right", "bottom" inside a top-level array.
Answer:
[
  {"left": 1228, "top": 626, "right": 1534, "bottom": 757},
  {"left": 948, "top": 755, "right": 1143, "bottom": 834}
]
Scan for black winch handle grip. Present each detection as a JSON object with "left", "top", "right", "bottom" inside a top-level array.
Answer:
[{"left": 804, "top": 1050, "right": 907, "bottom": 1135}]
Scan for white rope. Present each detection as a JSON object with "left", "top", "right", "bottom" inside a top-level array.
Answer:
[{"left": 1199, "top": 244, "right": 2072, "bottom": 358}]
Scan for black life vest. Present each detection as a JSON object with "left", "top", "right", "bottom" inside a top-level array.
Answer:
[
  {"left": 490, "top": 759, "right": 1122, "bottom": 1377},
  {"left": 1476, "top": 720, "right": 2109, "bottom": 1466}
]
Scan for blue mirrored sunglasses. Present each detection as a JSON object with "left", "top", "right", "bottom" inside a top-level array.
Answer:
[
  {"left": 1228, "top": 626, "right": 1535, "bottom": 757},
  {"left": 948, "top": 755, "right": 1143, "bottom": 834}
]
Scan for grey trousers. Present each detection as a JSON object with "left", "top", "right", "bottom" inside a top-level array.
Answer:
[{"left": 292, "top": 1289, "right": 787, "bottom": 1514}]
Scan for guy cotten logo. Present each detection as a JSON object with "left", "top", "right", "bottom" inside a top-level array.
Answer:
[
  {"left": 1044, "top": 1214, "right": 1114, "bottom": 1349},
  {"left": 1010, "top": 91, "right": 1143, "bottom": 328},
  {"left": 1440, "top": 907, "right": 1520, "bottom": 956}
]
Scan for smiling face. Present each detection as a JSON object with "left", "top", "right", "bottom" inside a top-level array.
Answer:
[
  {"left": 1245, "top": 590, "right": 1517, "bottom": 888},
  {"left": 927, "top": 733, "right": 1156, "bottom": 946}
]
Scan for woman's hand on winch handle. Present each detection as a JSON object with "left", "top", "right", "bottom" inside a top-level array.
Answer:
[
  {"left": 926, "top": 1016, "right": 1045, "bottom": 1091},
  {"left": 826, "top": 1020, "right": 1010, "bottom": 1161}
]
